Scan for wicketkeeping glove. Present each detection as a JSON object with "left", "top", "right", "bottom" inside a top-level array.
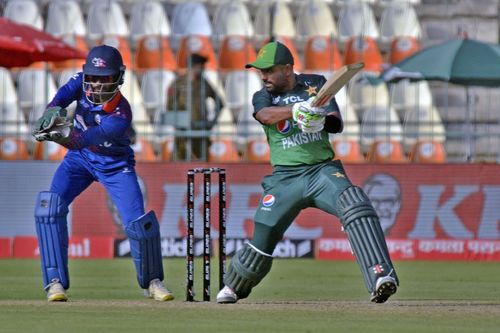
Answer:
[
  {"left": 32, "top": 106, "right": 67, "bottom": 133},
  {"left": 32, "top": 106, "right": 73, "bottom": 142},
  {"left": 292, "top": 98, "right": 326, "bottom": 133}
]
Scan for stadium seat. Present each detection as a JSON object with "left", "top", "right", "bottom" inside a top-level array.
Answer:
[
  {"left": 303, "top": 36, "right": 343, "bottom": 72},
  {"left": 50, "top": 35, "right": 88, "bottom": 72},
  {"left": 0, "top": 137, "right": 30, "bottom": 160},
  {"left": 388, "top": 36, "right": 420, "bottom": 64},
  {"left": 135, "top": 35, "right": 177, "bottom": 71},
  {"left": 176, "top": 35, "right": 218, "bottom": 70},
  {"left": 170, "top": 2, "right": 213, "bottom": 50},
  {"left": 141, "top": 69, "right": 176, "bottom": 117},
  {"left": 348, "top": 77, "right": 390, "bottom": 115},
  {"left": 366, "top": 139, "right": 408, "bottom": 163},
  {"left": 121, "top": 70, "right": 154, "bottom": 136},
  {"left": 209, "top": 108, "right": 240, "bottom": 162},
  {"left": 3, "top": 0, "right": 43, "bottom": 30},
  {"left": 17, "top": 69, "right": 58, "bottom": 126},
  {"left": 209, "top": 138, "right": 240, "bottom": 162},
  {"left": 96, "top": 35, "right": 133, "bottom": 70},
  {"left": 331, "top": 138, "right": 365, "bottom": 163},
  {"left": 343, "top": 36, "right": 383, "bottom": 73},
  {"left": 337, "top": 2, "right": 379, "bottom": 47},
  {"left": 159, "top": 135, "right": 175, "bottom": 161},
  {"left": 0, "top": 68, "right": 29, "bottom": 137},
  {"left": 224, "top": 70, "right": 262, "bottom": 121},
  {"left": 129, "top": 1, "right": 171, "bottom": 44},
  {"left": 409, "top": 140, "right": 446, "bottom": 163},
  {"left": 218, "top": 36, "right": 257, "bottom": 71},
  {"left": 212, "top": 1, "right": 254, "bottom": 39},
  {"left": 253, "top": 1, "right": 296, "bottom": 42},
  {"left": 244, "top": 137, "right": 270, "bottom": 163},
  {"left": 379, "top": 2, "right": 422, "bottom": 48},
  {"left": 131, "top": 136, "right": 157, "bottom": 162},
  {"left": 45, "top": 0, "right": 86, "bottom": 37},
  {"left": 332, "top": 86, "right": 360, "bottom": 142},
  {"left": 360, "top": 106, "right": 403, "bottom": 153},
  {"left": 86, "top": 0, "right": 129, "bottom": 41},
  {"left": 402, "top": 105, "right": 446, "bottom": 152},
  {"left": 296, "top": 0, "right": 337, "bottom": 43},
  {"left": 389, "top": 80, "right": 433, "bottom": 117},
  {"left": 32, "top": 141, "right": 67, "bottom": 161}
]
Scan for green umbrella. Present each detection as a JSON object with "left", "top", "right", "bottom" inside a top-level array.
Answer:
[
  {"left": 382, "top": 38, "right": 500, "bottom": 86},
  {"left": 381, "top": 38, "right": 500, "bottom": 161}
]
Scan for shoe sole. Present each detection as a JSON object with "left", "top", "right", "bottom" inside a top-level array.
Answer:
[
  {"left": 153, "top": 294, "right": 175, "bottom": 302},
  {"left": 217, "top": 296, "right": 238, "bottom": 304},
  {"left": 371, "top": 280, "right": 397, "bottom": 304},
  {"left": 48, "top": 294, "right": 68, "bottom": 302}
]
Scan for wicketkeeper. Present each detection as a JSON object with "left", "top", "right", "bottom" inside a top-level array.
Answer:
[
  {"left": 217, "top": 41, "right": 399, "bottom": 304},
  {"left": 32, "top": 45, "right": 174, "bottom": 302}
]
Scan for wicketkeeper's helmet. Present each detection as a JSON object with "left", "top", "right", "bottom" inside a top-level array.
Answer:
[{"left": 82, "top": 45, "right": 126, "bottom": 105}]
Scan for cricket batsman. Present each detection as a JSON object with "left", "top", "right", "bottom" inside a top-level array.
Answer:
[
  {"left": 32, "top": 45, "right": 174, "bottom": 302},
  {"left": 217, "top": 41, "right": 399, "bottom": 304}
]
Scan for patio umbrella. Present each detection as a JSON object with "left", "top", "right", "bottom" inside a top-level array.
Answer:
[
  {"left": 381, "top": 38, "right": 500, "bottom": 161},
  {"left": 0, "top": 18, "right": 86, "bottom": 68}
]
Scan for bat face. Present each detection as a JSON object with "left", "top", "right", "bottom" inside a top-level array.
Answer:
[{"left": 312, "top": 62, "right": 364, "bottom": 107}]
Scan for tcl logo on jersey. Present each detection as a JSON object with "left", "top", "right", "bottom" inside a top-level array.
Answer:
[
  {"left": 276, "top": 120, "right": 292, "bottom": 134},
  {"left": 262, "top": 194, "right": 275, "bottom": 207}
]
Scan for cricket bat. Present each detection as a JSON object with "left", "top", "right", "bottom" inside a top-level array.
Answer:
[{"left": 311, "top": 62, "right": 365, "bottom": 107}]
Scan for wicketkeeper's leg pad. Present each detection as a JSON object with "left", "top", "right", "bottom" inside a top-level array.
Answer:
[
  {"left": 125, "top": 211, "right": 164, "bottom": 289},
  {"left": 224, "top": 243, "right": 273, "bottom": 299},
  {"left": 337, "top": 186, "right": 399, "bottom": 293},
  {"left": 35, "top": 191, "right": 70, "bottom": 290}
]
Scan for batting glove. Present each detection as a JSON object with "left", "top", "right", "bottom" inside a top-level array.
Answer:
[{"left": 292, "top": 103, "right": 325, "bottom": 134}]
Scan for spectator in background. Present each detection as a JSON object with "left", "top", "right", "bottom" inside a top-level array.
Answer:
[{"left": 167, "top": 53, "right": 224, "bottom": 160}]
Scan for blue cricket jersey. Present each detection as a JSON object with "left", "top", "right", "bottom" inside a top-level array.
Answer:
[{"left": 48, "top": 72, "right": 135, "bottom": 171}]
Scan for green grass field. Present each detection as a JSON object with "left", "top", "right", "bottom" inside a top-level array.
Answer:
[{"left": 1, "top": 258, "right": 499, "bottom": 333}]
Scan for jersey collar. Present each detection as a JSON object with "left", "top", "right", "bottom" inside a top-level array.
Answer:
[{"left": 102, "top": 92, "right": 122, "bottom": 113}]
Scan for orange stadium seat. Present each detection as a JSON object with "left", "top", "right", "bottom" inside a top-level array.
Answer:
[
  {"left": 219, "top": 36, "right": 256, "bottom": 71},
  {"left": 343, "top": 36, "right": 383, "bottom": 73},
  {"left": 159, "top": 137, "right": 174, "bottom": 161},
  {"left": 409, "top": 140, "right": 446, "bottom": 163},
  {"left": 51, "top": 35, "right": 88, "bottom": 71},
  {"left": 177, "top": 35, "right": 218, "bottom": 70},
  {"left": 366, "top": 140, "right": 407, "bottom": 163},
  {"left": 96, "top": 35, "right": 133, "bottom": 70},
  {"left": 389, "top": 36, "right": 420, "bottom": 64},
  {"left": 331, "top": 139, "right": 365, "bottom": 163},
  {"left": 131, "top": 136, "right": 157, "bottom": 162},
  {"left": 0, "top": 137, "right": 30, "bottom": 160},
  {"left": 32, "top": 141, "right": 67, "bottom": 160},
  {"left": 303, "top": 36, "right": 343, "bottom": 72},
  {"left": 209, "top": 138, "right": 240, "bottom": 162},
  {"left": 135, "top": 35, "right": 176, "bottom": 71},
  {"left": 245, "top": 138, "right": 270, "bottom": 162}
]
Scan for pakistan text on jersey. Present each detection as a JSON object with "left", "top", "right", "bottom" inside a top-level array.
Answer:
[{"left": 281, "top": 132, "right": 322, "bottom": 149}]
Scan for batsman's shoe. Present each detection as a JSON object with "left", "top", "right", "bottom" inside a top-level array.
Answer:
[
  {"left": 216, "top": 286, "right": 238, "bottom": 304},
  {"left": 46, "top": 281, "right": 67, "bottom": 302},
  {"left": 371, "top": 275, "right": 397, "bottom": 304},
  {"left": 145, "top": 279, "right": 174, "bottom": 302}
]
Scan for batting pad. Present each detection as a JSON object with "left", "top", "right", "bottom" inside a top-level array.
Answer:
[
  {"left": 337, "top": 186, "right": 399, "bottom": 292},
  {"left": 224, "top": 243, "right": 273, "bottom": 299},
  {"left": 125, "top": 211, "right": 164, "bottom": 289},
  {"left": 34, "top": 191, "right": 70, "bottom": 290}
]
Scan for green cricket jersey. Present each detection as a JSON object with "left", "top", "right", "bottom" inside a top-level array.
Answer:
[{"left": 252, "top": 73, "right": 339, "bottom": 166}]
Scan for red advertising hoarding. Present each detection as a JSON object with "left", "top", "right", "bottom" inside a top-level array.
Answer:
[{"left": 67, "top": 162, "right": 500, "bottom": 261}]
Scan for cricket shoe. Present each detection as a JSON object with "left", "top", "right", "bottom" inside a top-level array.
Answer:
[
  {"left": 216, "top": 286, "right": 238, "bottom": 304},
  {"left": 371, "top": 275, "right": 397, "bottom": 303},
  {"left": 145, "top": 279, "right": 174, "bottom": 301},
  {"left": 46, "top": 279, "right": 67, "bottom": 302}
]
